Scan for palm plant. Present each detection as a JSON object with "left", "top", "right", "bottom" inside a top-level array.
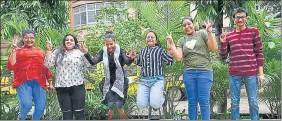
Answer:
[
  {"left": 1, "top": 0, "right": 69, "bottom": 31},
  {"left": 1, "top": 0, "right": 69, "bottom": 42},
  {"left": 259, "top": 73, "right": 281, "bottom": 119},
  {"left": 0, "top": 94, "right": 18, "bottom": 120},
  {"left": 246, "top": 6, "right": 281, "bottom": 39},
  {"left": 210, "top": 62, "right": 229, "bottom": 114},
  {"left": 35, "top": 27, "right": 71, "bottom": 51},
  {"left": 129, "top": 1, "right": 189, "bottom": 42},
  {"left": 1, "top": 15, "right": 29, "bottom": 41},
  {"left": 42, "top": 92, "right": 62, "bottom": 120}
]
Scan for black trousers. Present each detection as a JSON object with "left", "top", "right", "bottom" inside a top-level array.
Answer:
[{"left": 56, "top": 84, "right": 85, "bottom": 120}]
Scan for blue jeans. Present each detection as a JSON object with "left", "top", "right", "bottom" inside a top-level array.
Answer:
[
  {"left": 136, "top": 76, "right": 165, "bottom": 109},
  {"left": 183, "top": 69, "right": 213, "bottom": 120},
  {"left": 107, "top": 101, "right": 124, "bottom": 110},
  {"left": 229, "top": 75, "right": 259, "bottom": 120},
  {"left": 16, "top": 80, "right": 46, "bottom": 120}
]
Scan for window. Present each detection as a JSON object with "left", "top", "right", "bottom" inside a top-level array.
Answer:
[
  {"left": 73, "top": 2, "right": 125, "bottom": 27},
  {"left": 74, "top": 4, "right": 86, "bottom": 26}
]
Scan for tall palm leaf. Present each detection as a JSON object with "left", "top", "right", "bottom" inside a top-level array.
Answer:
[
  {"left": 36, "top": 27, "right": 70, "bottom": 51},
  {"left": 129, "top": 1, "right": 189, "bottom": 43},
  {"left": 1, "top": 0, "right": 69, "bottom": 40}
]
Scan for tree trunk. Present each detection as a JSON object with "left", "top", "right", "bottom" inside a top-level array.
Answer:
[
  {"left": 215, "top": 0, "right": 227, "bottom": 113},
  {"left": 215, "top": 0, "right": 223, "bottom": 36},
  {"left": 218, "top": 90, "right": 228, "bottom": 113}
]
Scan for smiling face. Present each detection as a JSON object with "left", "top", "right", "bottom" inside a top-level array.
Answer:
[
  {"left": 146, "top": 32, "right": 157, "bottom": 48},
  {"left": 104, "top": 38, "right": 116, "bottom": 53},
  {"left": 64, "top": 35, "right": 76, "bottom": 51},
  {"left": 23, "top": 33, "right": 35, "bottom": 48},
  {"left": 234, "top": 12, "right": 247, "bottom": 28},
  {"left": 182, "top": 19, "right": 195, "bottom": 35}
]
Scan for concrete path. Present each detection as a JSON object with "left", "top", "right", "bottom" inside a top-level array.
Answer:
[
  {"left": 174, "top": 96, "right": 271, "bottom": 114},
  {"left": 130, "top": 96, "right": 271, "bottom": 116}
]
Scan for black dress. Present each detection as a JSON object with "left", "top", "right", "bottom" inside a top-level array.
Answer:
[{"left": 84, "top": 49, "right": 133, "bottom": 104}]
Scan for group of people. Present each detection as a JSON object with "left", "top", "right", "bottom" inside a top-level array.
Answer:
[{"left": 7, "top": 7, "right": 264, "bottom": 120}]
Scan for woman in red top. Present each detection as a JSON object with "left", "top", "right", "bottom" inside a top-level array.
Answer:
[{"left": 7, "top": 30, "right": 54, "bottom": 120}]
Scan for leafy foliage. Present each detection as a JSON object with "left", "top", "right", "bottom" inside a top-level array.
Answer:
[
  {"left": 259, "top": 73, "right": 281, "bottom": 119},
  {"left": 262, "top": 35, "right": 281, "bottom": 63},
  {"left": 0, "top": 94, "right": 18, "bottom": 120},
  {"left": 246, "top": 6, "right": 281, "bottom": 39},
  {"left": 42, "top": 93, "right": 62, "bottom": 120},
  {"left": 1, "top": 0, "right": 70, "bottom": 54},
  {"left": 210, "top": 62, "right": 229, "bottom": 113}
]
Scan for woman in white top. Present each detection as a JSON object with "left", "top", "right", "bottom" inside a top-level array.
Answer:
[{"left": 45, "top": 34, "right": 92, "bottom": 120}]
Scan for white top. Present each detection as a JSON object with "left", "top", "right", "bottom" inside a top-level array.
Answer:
[{"left": 44, "top": 49, "right": 92, "bottom": 87}]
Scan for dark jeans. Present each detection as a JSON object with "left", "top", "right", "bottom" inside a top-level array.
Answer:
[{"left": 56, "top": 84, "right": 86, "bottom": 120}]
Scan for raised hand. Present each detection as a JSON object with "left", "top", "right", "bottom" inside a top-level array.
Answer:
[
  {"left": 11, "top": 34, "right": 20, "bottom": 52},
  {"left": 166, "top": 31, "right": 175, "bottom": 46},
  {"left": 166, "top": 32, "right": 177, "bottom": 55},
  {"left": 46, "top": 37, "right": 53, "bottom": 51},
  {"left": 80, "top": 43, "right": 88, "bottom": 54},
  {"left": 167, "top": 44, "right": 173, "bottom": 55},
  {"left": 204, "top": 20, "right": 213, "bottom": 33},
  {"left": 220, "top": 28, "right": 227, "bottom": 43}
]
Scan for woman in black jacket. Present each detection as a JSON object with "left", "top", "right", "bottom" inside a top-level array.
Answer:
[{"left": 82, "top": 31, "right": 134, "bottom": 120}]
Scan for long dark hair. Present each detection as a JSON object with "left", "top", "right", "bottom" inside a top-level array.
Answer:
[
  {"left": 62, "top": 34, "right": 79, "bottom": 48},
  {"left": 55, "top": 34, "right": 79, "bottom": 66},
  {"left": 146, "top": 30, "right": 161, "bottom": 47}
]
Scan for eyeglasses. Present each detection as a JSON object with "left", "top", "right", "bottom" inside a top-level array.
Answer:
[
  {"left": 235, "top": 16, "right": 247, "bottom": 20},
  {"left": 23, "top": 37, "right": 35, "bottom": 40},
  {"left": 146, "top": 36, "right": 155, "bottom": 40}
]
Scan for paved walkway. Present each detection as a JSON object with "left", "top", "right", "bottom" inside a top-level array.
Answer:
[
  {"left": 130, "top": 96, "right": 271, "bottom": 116},
  {"left": 175, "top": 96, "right": 270, "bottom": 114}
]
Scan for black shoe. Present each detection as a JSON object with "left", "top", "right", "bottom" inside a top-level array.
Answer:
[
  {"left": 153, "top": 108, "right": 158, "bottom": 111},
  {"left": 149, "top": 116, "right": 160, "bottom": 120}
]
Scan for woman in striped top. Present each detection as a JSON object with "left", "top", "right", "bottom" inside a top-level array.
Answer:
[{"left": 134, "top": 30, "right": 174, "bottom": 110}]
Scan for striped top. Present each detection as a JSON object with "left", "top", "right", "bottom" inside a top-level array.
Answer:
[
  {"left": 135, "top": 46, "right": 173, "bottom": 77},
  {"left": 220, "top": 27, "right": 264, "bottom": 76}
]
